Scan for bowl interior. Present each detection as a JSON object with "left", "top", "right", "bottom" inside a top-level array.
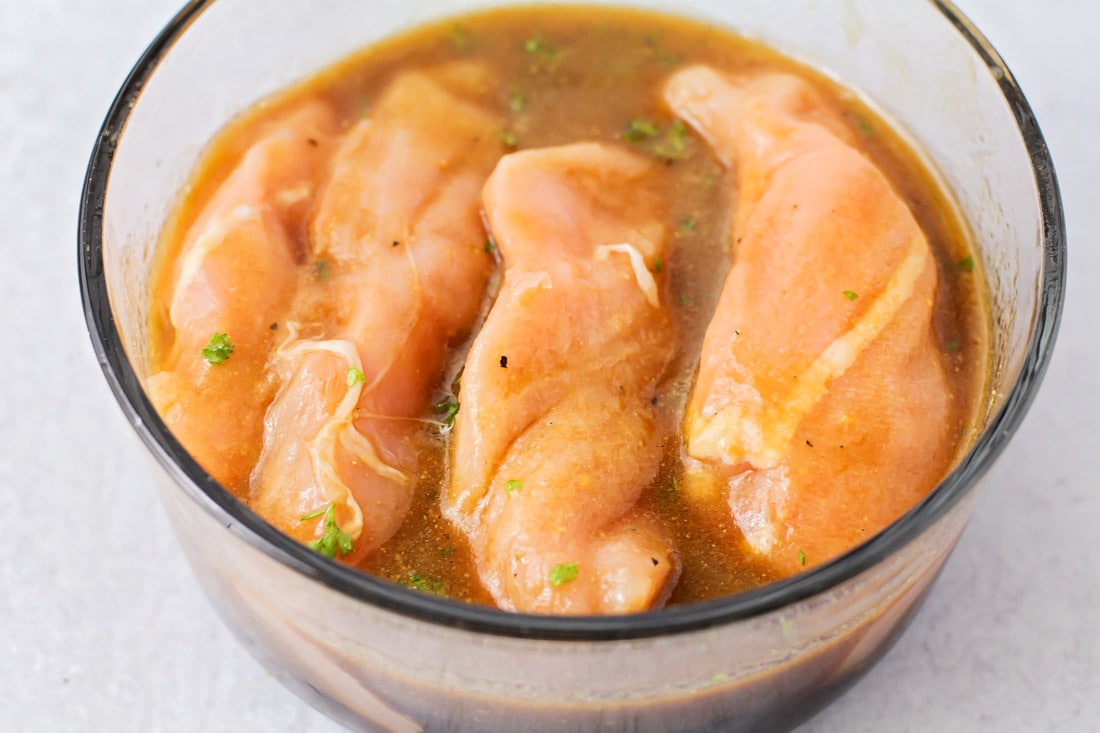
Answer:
[{"left": 80, "top": 0, "right": 1064, "bottom": 640}]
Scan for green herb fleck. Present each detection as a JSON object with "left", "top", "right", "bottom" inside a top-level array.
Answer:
[
  {"left": 202, "top": 332, "right": 234, "bottom": 365},
  {"left": 798, "top": 550, "right": 807, "bottom": 566},
  {"left": 651, "top": 257, "right": 663, "bottom": 274},
  {"left": 524, "top": 37, "right": 556, "bottom": 55},
  {"left": 509, "top": 91, "right": 527, "bottom": 114},
  {"left": 623, "top": 119, "right": 689, "bottom": 160},
  {"left": 505, "top": 479, "right": 523, "bottom": 495},
  {"left": 643, "top": 33, "right": 682, "bottom": 67},
  {"left": 484, "top": 237, "right": 496, "bottom": 254},
  {"left": 302, "top": 503, "right": 354, "bottom": 559},
  {"left": 659, "top": 476, "right": 681, "bottom": 506},
  {"left": 346, "top": 367, "right": 366, "bottom": 387},
  {"left": 679, "top": 218, "right": 696, "bottom": 233},
  {"left": 654, "top": 119, "right": 688, "bottom": 160},
  {"left": 434, "top": 397, "right": 460, "bottom": 428},
  {"left": 498, "top": 130, "right": 517, "bottom": 148},
  {"left": 678, "top": 293, "right": 690, "bottom": 306},
  {"left": 657, "top": 49, "right": 683, "bottom": 67},
  {"left": 857, "top": 119, "right": 875, "bottom": 137},
  {"left": 946, "top": 339, "right": 960, "bottom": 353},
  {"left": 314, "top": 259, "right": 331, "bottom": 281},
  {"left": 450, "top": 24, "right": 472, "bottom": 53},
  {"left": 405, "top": 572, "right": 445, "bottom": 595},
  {"left": 623, "top": 118, "right": 660, "bottom": 142},
  {"left": 523, "top": 36, "right": 561, "bottom": 65},
  {"left": 439, "top": 545, "right": 457, "bottom": 559},
  {"left": 549, "top": 562, "right": 579, "bottom": 587},
  {"left": 957, "top": 255, "right": 976, "bottom": 273},
  {"left": 843, "top": 289, "right": 859, "bottom": 301}
]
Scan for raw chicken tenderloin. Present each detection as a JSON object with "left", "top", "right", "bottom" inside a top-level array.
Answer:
[
  {"left": 147, "top": 100, "right": 339, "bottom": 491},
  {"left": 665, "top": 67, "right": 959, "bottom": 577},
  {"left": 250, "top": 70, "right": 500, "bottom": 562},
  {"left": 445, "top": 142, "right": 679, "bottom": 614}
]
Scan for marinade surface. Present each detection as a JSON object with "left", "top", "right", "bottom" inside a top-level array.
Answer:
[{"left": 149, "top": 5, "right": 989, "bottom": 607}]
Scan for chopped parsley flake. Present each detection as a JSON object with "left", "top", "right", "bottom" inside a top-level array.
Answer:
[
  {"left": 654, "top": 119, "right": 688, "bottom": 160},
  {"left": 484, "top": 237, "right": 496, "bottom": 254},
  {"left": 678, "top": 293, "right": 690, "bottom": 306},
  {"left": 524, "top": 37, "right": 559, "bottom": 58},
  {"left": 314, "top": 259, "right": 331, "bottom": 281},
  {"left": 405, "top": 573, "right": 445, "bottom": 596},
  {"left": 202, "top": 332, "right": 234, "bottom": 365},
  {"left": 450, "top": 24, "right": 472, "bottom": 53},
  {"left": 657, "top": 49, "right": 683, "bottom": 67},
  {"left": 642, "top": 33, "right": 682, "bottom": 67},
  {"left": 857, "top": 119, "right": 875, "bottom": 137},
  {"left": 346, "top": 367, "right": 366, "bottom": 387},
  {"left": 623, "top": 118, "right": 690, "bottom": 160},
  {"left": 498, "top": 130, "right": 517, "bottom": 148},
  {"left": 623, "top": 118, "right": 660, "bottom": 142},
  {"left": 509, "top": 91, "right": 527, "bottom": 113},
  {"left": 301, "top": 503, "right": 354, "bottom": 559},
  {"left": 505, "top": 479, "right": 522, "bottom": 495},
  {"left": 679, "top": 218, "right": 696, "bottom": 233},
  {"left": 957, "top": 255, "right": 976, "bottom": 273},
  {"left": 798, "top": 550, "right": 807, "bottom": 566},
  {"left": 843, "top": 289, "right": 859, "bottom": 301},
  {"left": 524, "top": 37, "right": 543, "bottom": 52},
  {"left": 651, "top": 257, "right": 663, "bottom": 273},
  {"left": 434, "top": 397, "right": 460, "bottom": 428},
  {"left": 549, "top": 562, "right": 579, "bottom": 587}
]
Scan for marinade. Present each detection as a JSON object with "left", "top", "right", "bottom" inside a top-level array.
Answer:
[{"left": 148, "top": 5, "right": 989, "bottom": 609}]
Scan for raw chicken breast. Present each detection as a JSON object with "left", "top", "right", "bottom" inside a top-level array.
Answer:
[
  {"left": 445, "top": 142, "right": 679, "bottom": 614},
  {"left": 147, "top": 100, "right": 339, "bottom": 491},
  {"left": 665, "top": 66, "right": 959, "bottom": 577},
  {"left": 250, "top": 70, "right": 501, "bottom": 561}
]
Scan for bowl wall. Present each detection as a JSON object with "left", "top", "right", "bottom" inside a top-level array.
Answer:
[
  {"left": 154, "top": 463, "right": 977, "bottom": 731},
  {"left": 81, "top": 0, "right": 1064, "bottom": 730}
]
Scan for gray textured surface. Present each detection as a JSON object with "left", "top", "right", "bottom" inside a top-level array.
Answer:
[{"left": 1, "top": 1, "right": 1096, "bottom": 731}]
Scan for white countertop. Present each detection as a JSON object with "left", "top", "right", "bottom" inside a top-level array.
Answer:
[{"left": 1, "top": 1, "right": 1096, "bottom": 730}]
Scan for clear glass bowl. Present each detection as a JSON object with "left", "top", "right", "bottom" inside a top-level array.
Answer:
[{"left": 78, "top": 1, "right": 1065, "bottom": 731}]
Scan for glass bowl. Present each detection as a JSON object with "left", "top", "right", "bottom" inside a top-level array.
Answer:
[{"left": 78, "top": 1, "right": 1065, "bottom": 730}]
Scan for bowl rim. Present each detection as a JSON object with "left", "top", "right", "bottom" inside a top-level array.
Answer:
[{"left": 78, "top": 0, "right": 1066, "bottom": 641}]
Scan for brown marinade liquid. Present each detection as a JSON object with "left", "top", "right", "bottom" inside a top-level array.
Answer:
[{"left": 149, "top": 5, "right": 989, "bottom": 608}]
